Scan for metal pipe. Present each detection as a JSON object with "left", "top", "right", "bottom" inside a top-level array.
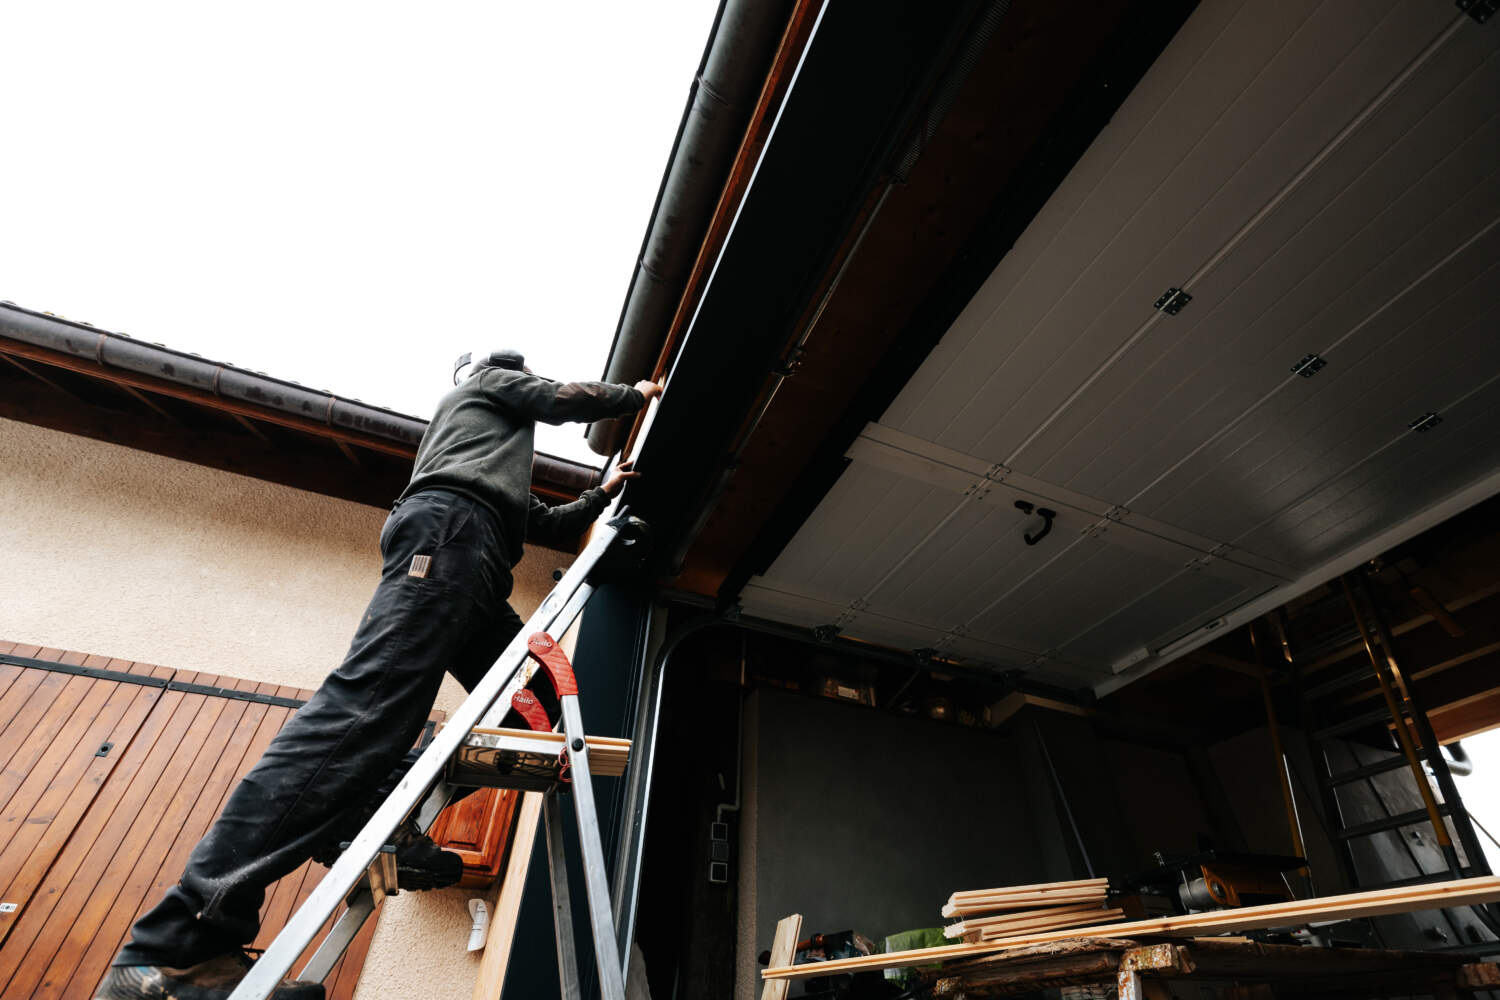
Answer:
[
  {"left": 715, "top": 632, "right": 748, "bottom": 826},
  {"left": 588, "top": 0, "right": 800, "bottom": 455},
  {"left": 1032, "top": 719, "right": 1094, "bottom": 878},
  {"left": 1339, "top": 575, "right": 1460, "bottom": 874},
  {"left": 1248, "top": 620, "right": 1309, "bottom": 893},
  {"left": 1445, "top": 741, "right": 1474, "bottom": 777}
]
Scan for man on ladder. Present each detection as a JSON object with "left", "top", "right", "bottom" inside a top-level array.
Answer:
[{"left": 97, "top": 349, "right": 661, "bottom": 1000}]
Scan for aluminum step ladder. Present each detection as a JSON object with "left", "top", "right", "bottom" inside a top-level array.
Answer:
[
  {"left": 1283, "top": 571, "right": 1499, "bottom": 948},
  {"left": 226, "top": 512, "right": 648, "bottom": 1000}
]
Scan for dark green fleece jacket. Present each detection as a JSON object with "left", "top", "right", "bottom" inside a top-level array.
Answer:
[{"left": 399, "top": 368, "right": 643, "bottom": 562}]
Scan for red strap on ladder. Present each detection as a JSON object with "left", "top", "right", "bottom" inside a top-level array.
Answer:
[
  {"left": 526, "top": 632, "right": 578, "bottom": 697},
  {"left": 510, "top": 689, "right": 552, "bottom": 733}
]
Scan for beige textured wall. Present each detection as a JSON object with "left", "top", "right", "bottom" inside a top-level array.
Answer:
[{"left": 0, "top": 416, "right": 575, "bottom": 999}]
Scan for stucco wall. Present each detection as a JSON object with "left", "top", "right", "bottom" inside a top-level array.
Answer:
[{"left": 0, "top": 416, "right": 576, "bottom": 999}]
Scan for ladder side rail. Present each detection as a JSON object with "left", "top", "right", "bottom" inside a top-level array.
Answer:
[
  {"left": 1341, "top": 576, "right": 1462, "bottom": 875},
  {"left": 545, "top": 792, "right": 584, "bottom": 1000},
  {"left": 228, "top": 521, "right": 624, "bottom": 1000},
  {"left": 1354, "top": 573, "right": 1493, "bottom": 879},
  {"left": 1276, "top": 610, "right": 1367, "bottom": 897},
  {"left": 296, "top": 780, "right": 459, "bottom": 982},
  {"left": 558, "top": 693, "right": 628, "bottom": 1000},
  {"left": 474, "top": 583, "right": 596, "bottom": 731},
  {"left": 299, "top": 893, "right": 377, "bottom": 984},
  {"left": 1353, "top": 574, "right": 1500, "bottom": 941}
]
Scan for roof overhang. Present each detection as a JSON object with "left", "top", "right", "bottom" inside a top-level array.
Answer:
[{"left": 0, "top": 303, "right": 600, "bottom": 510}]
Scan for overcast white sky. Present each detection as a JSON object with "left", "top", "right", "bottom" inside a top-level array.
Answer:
[{"left": 2, "top": 2, "right": 718, "bottom": 465}]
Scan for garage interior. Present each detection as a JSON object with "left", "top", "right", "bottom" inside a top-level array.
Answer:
[{"left": 597, "top": 0, "right": 1500, "bottom": 996}]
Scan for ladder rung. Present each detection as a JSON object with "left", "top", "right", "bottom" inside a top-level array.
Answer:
[
  {"left": 1322, "top": 754, "right": 1420, "bottom": 787},
  {"left": 1336, "top": 806, "right": 1450, "bottom": 840},
  {"left": 1314, "top": 705, "right": 1399, "bottom": 740},
  {"left": 1360, "top": 867, "right": 1479, "bottom": 891}
]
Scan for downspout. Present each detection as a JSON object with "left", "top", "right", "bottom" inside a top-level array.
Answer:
[{"left": 588, "top": 0, "right": 800, "bottom": 457}]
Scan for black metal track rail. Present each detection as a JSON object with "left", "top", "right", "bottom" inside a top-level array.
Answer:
[{"left": 0, "top": 652, "right": 307, "bottom": 709}]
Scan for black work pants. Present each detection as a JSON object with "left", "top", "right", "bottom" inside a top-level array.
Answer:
[{"left": 116, "top": 490, "right": 524, "bottom": 968}]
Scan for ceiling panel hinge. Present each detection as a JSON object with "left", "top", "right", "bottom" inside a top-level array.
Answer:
[
  {"left": 1456, "top": 0, "right": 1496, "bottom": 24},
  {"left": 1153, "top": 286, "right": 1193, "bottom": 315},
  {"left": 1408, "top": 411, "right": 1443, "bottom": 433},
  {"left": 1291, "top": 353, "right": 1327, "bottom": 377}
]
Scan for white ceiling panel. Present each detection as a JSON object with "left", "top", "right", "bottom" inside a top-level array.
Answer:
[
  {"left": 743, "top": 0, "right": 1500, "bottom": 692},
  {"left": 1063, "top": 570, "right": 1258, "bottom": 664},
  {"left": 1026, "top": 44, "right": 1500, "bottom": 499}
]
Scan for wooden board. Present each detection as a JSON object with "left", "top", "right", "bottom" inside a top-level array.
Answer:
[
  {"left": 943, "top": 888, "right": 1109, "bottom": 918},
  {"left": 760, "top": 913, "right": 803, "bottom": 1000},
  {"left": 973, "top": 908, "right": 1126, "bottom": 942},
  {"left": 948, "top": 901, "right": 1114, "bottom": 936},
  {"left": 947, "top": 903, "right": 1124, "bottom": 939},
  {"left": 471, "top": 791, "right": 545, "bottom": 1000},
  {"left": 948, "top": 877, "right": 1108, "bottom": 903},
  {"left": 764, "top": 876, "right": 1500, "bottom": 981}
]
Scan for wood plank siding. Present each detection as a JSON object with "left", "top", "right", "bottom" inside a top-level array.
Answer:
[{"left": 0, "top": 643, "right": 380, "bottom": 1000}]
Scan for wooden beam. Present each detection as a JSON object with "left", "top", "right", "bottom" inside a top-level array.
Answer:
[
  {"left": 762, "top": 876, "right": 1500, "bottom": 981},
  {"left": 334, "top": 439, "right": 363, "bottom": 469},
  {"left": 759, "top": 913, "right": 803, "bottom": 1000},
  {"left": 1302, "top": 583, "right": 1500, "bottom": 675},
  {"left": 1429, "top": 689, "right": 1500, "bottom": 744},
  {"left": 231, "top": 413, "right": 272, "bottom": 445},
  {"left": 471, "top": 791, "right": 544, "bottom": 1000},
  {"left": 120, "top": 384, "right": 179, "bottom": 423},
  {"left": 1, "top": 352, "right": 85, "bottom": 401}
]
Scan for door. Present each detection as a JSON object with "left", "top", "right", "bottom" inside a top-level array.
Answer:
[{"left": 0, "top": 644, "right": 380, "bottom": 1000}]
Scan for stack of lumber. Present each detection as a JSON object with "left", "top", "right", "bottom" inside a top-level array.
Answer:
[
  {"left": 470, "top": 727, "right": 632, "bottom": 776},
  {"left": 763, "top": 874, "right": 1500, "bottom": 983},
  {"left": 942, "top": 878, "right": 1124, "bottom": 943}
]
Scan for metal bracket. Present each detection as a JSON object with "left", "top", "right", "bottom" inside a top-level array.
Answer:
[
  {"left": 1291, "top": 353, "right": 1327, "bottom": 377},
  {"left": 1457, "top": 0, "right": 1497, "bottom": 24},
  {"left": 1153, "top": 286, "right": 1192, "bottom": 315},
  {"left": 812, "top": 624, "right": 843, "bottom": 644},
  {"left": 1408, "top": 411, "right": 1443, "bottom": 433}
]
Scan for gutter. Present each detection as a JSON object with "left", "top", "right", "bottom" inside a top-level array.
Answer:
[
  {"left": 0, "top": 300, "right": 600, "bottom": 494},
  {"left": 586, "top": 0, "right": 798, "bottom": 456}
]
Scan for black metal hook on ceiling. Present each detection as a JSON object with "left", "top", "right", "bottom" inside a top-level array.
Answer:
[{"left": 1013, "top": 500, "right": 1056, "bottom": 546}]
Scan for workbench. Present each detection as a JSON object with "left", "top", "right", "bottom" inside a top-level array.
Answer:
[{"left": 928, "top": 936, "right": 1500, "bottom": 999}]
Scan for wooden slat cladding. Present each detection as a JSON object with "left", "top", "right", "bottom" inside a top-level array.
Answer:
[{"left": 0, "top": 646, "right": 379, "bottom": 1000}]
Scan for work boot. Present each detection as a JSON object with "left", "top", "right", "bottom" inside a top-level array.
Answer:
[
  {"left": 312, "top": 818, "right": 463, "bottom": 891},
  {"left": 94, "top": 951, "right": 323, "bottom": 1000}
]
